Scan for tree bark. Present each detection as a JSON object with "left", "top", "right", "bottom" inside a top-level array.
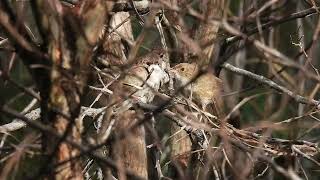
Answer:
[
  {"left": 34, "top": 1, "right": 108, "bottom": 179},
  {"left": 96, "top": 10, "right": 149, "bottom": 179},
  {"left": 195, "top": 0, "right": 225, "bottom": 67},
  {"left": 193, "top": 1, "right": 225, "bottom": 179}
]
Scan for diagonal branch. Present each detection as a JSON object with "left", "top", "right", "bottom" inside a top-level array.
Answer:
[
  {"left": 222, "top": 63, "right": 320, "bottom": 108},
  {"left": 0, "top": 7, "right": 43, "bottom": 58},
  {"left": 0, "top": 105, "right": 144, "bottom": 180}
]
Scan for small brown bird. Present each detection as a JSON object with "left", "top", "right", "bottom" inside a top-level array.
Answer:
[
  {"left": 122, "top": 65, "right": 149, "bottom": 92},
  {"left": 170, "top": 63, "right": 224, "bottom": 117},
  {"left": 136, "top": 48, "right": 167, "bottom": 66}
]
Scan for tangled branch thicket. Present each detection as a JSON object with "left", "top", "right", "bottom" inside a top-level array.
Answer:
[{"left": 0, "top": 0, "right": 320, "bottom": 179}]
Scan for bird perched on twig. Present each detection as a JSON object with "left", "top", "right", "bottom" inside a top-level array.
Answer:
[
  {"left": 170, "top": 63, "right": 224, "bottom": 118},
  {"left": 135, "top": 48, "right": 168, "bottom": 69}
]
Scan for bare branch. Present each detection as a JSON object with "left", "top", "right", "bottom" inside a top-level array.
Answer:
[{"left": 222, "top": 63, "right": 320, "bottom": 107}]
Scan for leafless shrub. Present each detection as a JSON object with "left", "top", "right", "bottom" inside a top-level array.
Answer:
[{"left": 0, "top": 0, "right": 320, "bottom": 179}]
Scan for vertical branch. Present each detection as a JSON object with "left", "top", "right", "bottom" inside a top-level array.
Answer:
[
  {"left": 113, "top": 110, "right": 148, "bottom": 179},
  {"left": 195, "top": 0, "right": 225, "bottom": 67},
  {"left": 34, "top": 1, "right": 108, "bottom": 179},
  {"left": 165, "top": 0, "right": 194, "bottom": 176},
  {"left": 165, "top": 0, "right": 191, "bottom": 64},
  {"left": 97, "top": 10, "right": 149, "bottom": 179},
  {"left": 192, "top": 1, "right": 225, "bottom": 179},
  {"left": 169, "top": 121, "right": 192, "bottom": 177}
]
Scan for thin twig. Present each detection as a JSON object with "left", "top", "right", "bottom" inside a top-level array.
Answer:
[{"left": 222, "top": 63, "right": 320, "bottom": 107}]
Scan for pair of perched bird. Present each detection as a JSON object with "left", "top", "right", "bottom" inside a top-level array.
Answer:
[{"left": 117, "top": 49, "right": 225, "bottom": 121}]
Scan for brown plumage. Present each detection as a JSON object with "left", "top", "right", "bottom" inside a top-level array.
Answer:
[
  {"left": 171, "top": 63, "right": 224, "bottom": 117},
  {"left": 135, "top": 48, "right": 167, "bottom": 66}
]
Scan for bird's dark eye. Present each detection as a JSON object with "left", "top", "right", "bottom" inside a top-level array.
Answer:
[
  {"left": 181, "top": 67, "right": 185, "bottom": 71},
  {"left": 159, "top": 53, "right": 164, "bottom": 58}
]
